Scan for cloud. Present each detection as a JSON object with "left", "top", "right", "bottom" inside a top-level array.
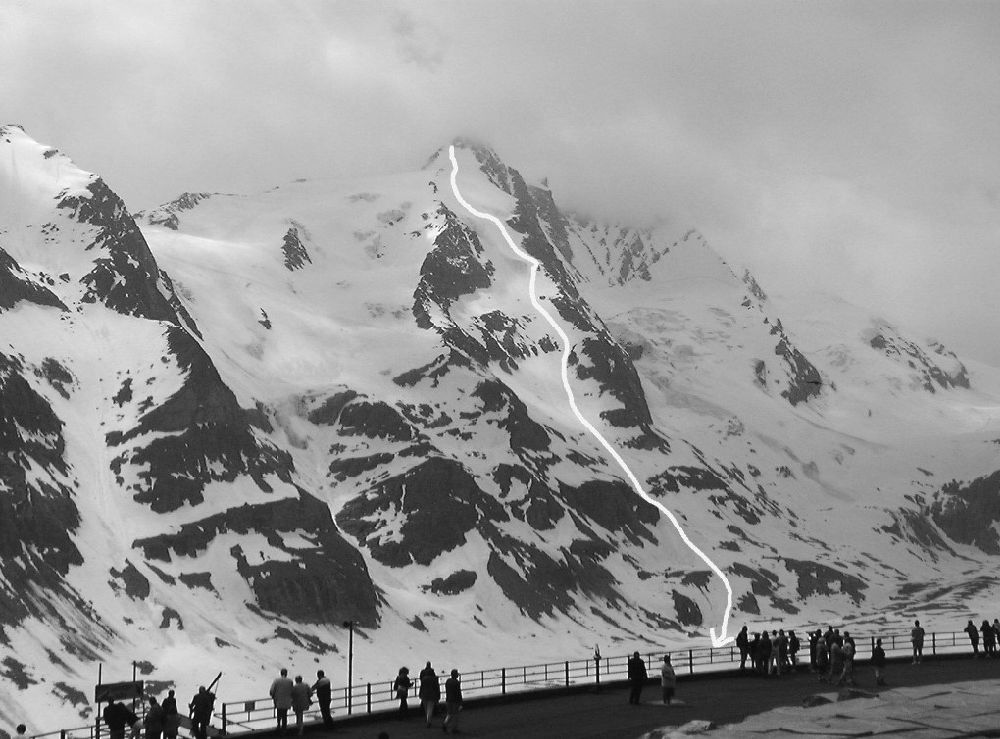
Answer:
[{"left": 3, "top": 0, "right": 999, "bottom": 363}]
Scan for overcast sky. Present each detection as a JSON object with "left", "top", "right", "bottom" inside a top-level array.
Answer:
[{"left": 4, "top": 0, "right": 999, "bottom": 364}]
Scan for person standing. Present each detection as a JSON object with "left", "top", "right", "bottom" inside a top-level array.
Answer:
[
  {"left": 393, "top": 667, "right": 412, "bottom": 714},
  {"left": 872, "top": 638, "right": 887, "bottom": 686},
  {"left": 965, "top": 620, "right": 980, "bottom": 657},
  {"left": 736, "top": 626, "right": 750, "bottom": 672},
  {"left": 993, "top": 619, "right": 1000, "bottom": 654},
  {"left": 828, "top": 639, "right": 844, "bottom": 684},
  {"left": 188, "top": 687, "right": 214, "bottom": 739},
  {"left": 838, "top": 638, "right": 856, "bottom": 686},
  {"left": 808, "top": 630, "right": 819, "bottom": 672},
  {"left": 443, "top": 669, "right": 463, "bottom": 735},
  {"left": 269, "top": 669, "right": 294, "bottom": 734},
  {"left": 627, "top": 652, "right": 647, "bottom": 704},
  {"left": 982, "top": 620, "right": 996, "bottom": 656},
  {"left": 290, "top": 675, "right": 311, "bottom": 735},
  {"left": 659, "top": 655, "right": 677, "bottom": 705},
  {"left": 311, "top": 670, "right": 333, "bottom": 728},
  {"left": 103, "top": 699, "right": 136, "bottom": 739},
  {"left": 911, "top": 620, "right": 925, "bottom": 663},
  {"left": 815, "top": 638, "right": 830, "bottom": 682},
  {"left": 144, "top": 697, "right": 164, "bottom": 739},
  {"left": 418, "top": 662, "right": 441, "bottom": 728},
  {"left": 788, "top": 631, "right": 800, "bottom": 670}
]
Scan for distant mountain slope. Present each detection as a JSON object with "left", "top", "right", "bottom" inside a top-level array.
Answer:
[{"left": 1, "top": 126, "right": 998, "bottom": 731}]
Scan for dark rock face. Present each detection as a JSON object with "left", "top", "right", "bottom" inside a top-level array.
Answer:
[
  {"left": 472, "top": 379, "right": 550, "bottom": 453},
  {"left": 140, "top": 192, "right": 212, "bottom": 230},
  {"left": 782, "top": 558, "right": 867, "bottom": 605},
  {"left": 769, "top": 321, "right": 823, "bottom": 406},
  {"left": 337, "top": 457, "right": 509, "bottom": 567},
  {"left": 57, "top": 179, "right": 180, "bottom": 324},
  {"left": 108, "top": 326, "right": 293, "bottom": 513},
  {"left": 414, "top": 206, "right": 493, "bottom": 313},
  {"left": 281, "top": 227, "right": 312, "bottom": 271},
  {"left": 870, "top": 332, "right": 970, "bottom": 392},
  {"left": 559, "top": 479, "right": 659, "bottom": 546},
  {"left": 671, "top": 590, "right": 703, "bottom": 626},
  {"left": 134, "top": 489, "right": 379, "bottom": 626},
  {"left": 338, "top": 400, "right": 413, "bottom": 442},
  {"left": 573, "top": 336, "right": 653, "bottom": 428},
  {"left": 930, "top": 471, "right": 1000, "bottom": 554},
  {"left": 0, "top": 249, "right": 67, "bottom": 312},
  {"left": 427, "top": 570, "right": 477, "bottom": 595}
]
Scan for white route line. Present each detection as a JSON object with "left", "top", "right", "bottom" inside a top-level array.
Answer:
[{"left": 448, "top": 145, "right": 734, "bottom": 647}]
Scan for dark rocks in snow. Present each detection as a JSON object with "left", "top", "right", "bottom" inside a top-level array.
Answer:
[
  {"left": 134, "top": 489, "right": 379, "bottom": 626},
  {"left": 108, "top": 560, "right": 151, "bottom": 600},
  {"left": 281, "top": 226, "right": 312, "bottom": 271},
  {"left": 337, "top": 457, "right": 509, "bottom": 567},
  {"left": 559, "top": 478, "right": 659, "bottom": 547},
  {"left": 427, "top": 570, "right": 477, "bottom": 595},
  {"left": 573, "top": 336, "right": 653, "bottom": 428},
  {"left": 782, "top": 558, "right": 867, "bottom": 605},
  {"left": 414, "top": 206, "right": 493, "bottom": 312},
  {"left": 870, "top": 331, "right": 970, "bottom": 392},
  {"left": 472, "top": 379, "right": 551, "bottom": 453},
  {"left": 930, "top": 470, "right": 1000, "bottom": 554},
  {"left": 0, "top": 248, "right": 67, "bottom": 312},
  {"left": 671, "top": 590, "right": 703, "bottom": 626},
  {"left": 108, "top": 326, "right": 294, "bottom": 512},
  {"left": 57, "top": 178, "right": 180, "bottom": 324},
  {"left": 307, "top": 389, "right": 359, "bottom": 425},
  {"left": 338, "top": 400, "right": 413, "bottom": 441},
  {"left": 329, "top": 452, "right": 394, "bottom": 481},
  {"left": 769, "top": 321, "right": 823, "bottom": 406}
]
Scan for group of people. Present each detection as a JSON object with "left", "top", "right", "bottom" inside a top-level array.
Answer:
[
  {"left": 963, "top": 618, "right": 1000, "bottom": 657},
  {"left": 734, "top": 626, "right": 803, "bottom": 676},
  {"left": 101, "top": 686, "right": 214, "bottom": 739},
  {"left": 626, "top": 652, "right": 677, "bottom": 706},
  {"left": 268, "top": 663, "right": 465, "bottom": 734}
]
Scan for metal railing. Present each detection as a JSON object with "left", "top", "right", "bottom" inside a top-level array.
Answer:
[{"left": 29, "top": 626, "right": 988, "bottom": 739}]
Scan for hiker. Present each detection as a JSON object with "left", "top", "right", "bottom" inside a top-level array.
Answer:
[
  {"left": 418, "top": 662, "right": 441, "bottom": 728},
  {"left": 965, "top": 620, "right": 980, "bottom": 656},
  {"left": 627, "top": 652, "right": 647, "bottom": 704},
  {"left": 144, "top": 697, "right": 164, "bottom": 739},
  {"left": 443, "top": 669, "right": 463, "bottom": 735},
  {"left": 749, "top": 633, "right": 761, "bottom": 673},
  {"left": 775, "top": 630, "right": 788, "bottom": 676},
  {"left": 161, "top": 690, "right": 179, "bottom": 739},
  {"left": 311, "top": 670, "right": 333, "bottom": 728},
  {"left": 758, "top": 632, "right": 771, "bottom": 676},
  {"left": 270, "top": 669, "right": 294, "bottom": 734},
  {"left": 872, "top": 637, "right": 887, "bottom": 686},
  {"left": 736, "top": 626, "right": 750, "bottom": 671},
  {"left": 188, "top": 686, "right": 215, "bottom": 739},
  {"left": 828, "top": 639, "right": 844, "bottom": 684},
  {"left": 103, "top": 699, "right": 137, "bottom": 739},
  {"left": 911, "top": 620, "right": 925, "bottom": 663},
  {"left": 290, "top": 675, "right": 311, "bottom": 735},
  {"left": 837, "top": 637, "right": 856, "bottom": 686},
  {"left": 660, "top": 655, "right": 677, "bottom": 705},
  {"left": 393, "top": 667, "right": 412, "bottom": 713}
]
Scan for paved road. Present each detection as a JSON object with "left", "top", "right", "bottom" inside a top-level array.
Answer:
[{"left": 266, "top": 656, "right": 1000, "bottom": 738}]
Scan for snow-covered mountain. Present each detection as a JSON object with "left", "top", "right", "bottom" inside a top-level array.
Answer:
[{"left": 2, "top": 124, "right": 998, "bottom": 731}]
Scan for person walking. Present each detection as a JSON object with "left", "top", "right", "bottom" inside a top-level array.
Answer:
[
  {"left": 393, "top": 667, "right": 412, "bottom": 714},
  {"left": 418, "top": 662, "right": 441, "bottom": 728},
  {"left": 443, "top": 669, "right": 463, "bottom": 735},
  {"left": 144, "top": 697, "right": 164, "bottom": 739},
  {"left": 872, "top": 638, "right": 887, "bottom": 686},
  {"left": 965, "top": 620, "right": 980, "bottom": 657},
  {"left": 290, "top": 675, "right": 311, "bottom": 735},
  {"left": 627, "top": 652, "right": 647, "bottom": 704},
  {"left": 188, "top": 686, "right": 215, "bottom": 739},
  {"left": 736, "top": 626, "right": 750, "bottom": 671},
  {"left": 311, "top": 670, "right": 333, "bottom": 728},
  {"left": 911, "top": 620, "right": 925, "bottom": 663},
  {"left": 659, "top": 655, "right": 677, "bottom": 705},
  {"left": 270, "top": 668, "right": 294, "bottom": 734}
]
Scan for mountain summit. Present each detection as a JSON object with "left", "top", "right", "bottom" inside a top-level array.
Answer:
[{"left": 2, "top": 128, "right": 998, "bottom": 729}]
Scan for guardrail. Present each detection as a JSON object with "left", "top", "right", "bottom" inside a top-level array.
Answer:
[{"left": 28, "top": 626, "right": 985, "bottom": 739}]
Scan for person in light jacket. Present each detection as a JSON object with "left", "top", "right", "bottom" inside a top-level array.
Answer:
[
  {"left": 270, "top": 668, "right": 294, "bottom": 734},
  {"left": 660, "top": 655, "right": 677, "bottom": 705},
  {"left": 290, "top": 675, "right": 311, "bottom": 736}
]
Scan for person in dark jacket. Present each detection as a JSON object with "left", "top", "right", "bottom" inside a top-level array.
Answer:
[
  {"left": 736, "top": 626, "right": 750, "bottom": 671},
  {"left": 911, "top": 620, "right": 925, "bottom": 663},
  {"left": 103, "top": 699, "right": 137, "bottom": 739},
  {"left": 161, "top": 691, "right": 179, "bottom": 739},
  {"left": 189, "top": 686, "right": 215, "bottom": 739},
  {"left": 965, "top": 620, "right": 980, "bottom": 656},
  {"left": 871, "top": 637, "right": 887, "bottom": 686},
  {"left": 758, "top": 632, "right": 772, "bottom": 676},
  {"left": 393, "top": 667, "right": 412, "bottom": 713},
  {"left": 627, "top": 652, "right": 647, "bottom": 704},
  {"left": 443, "top": 669, "right": 463, "bottom": 735},
  {"left": 982, "top": 620, "right": 997, "bottom": 656},
  {"left": 418, "top": 662, "right": 441, "bottom": 728},
  {"left": 311, "top": 670, "right": 333, "bottom": 728},
  {"left": 144, "top": 697, "right": 164, "bottom": 739},
  {"left": 290, "top": 676, "right": 311, "bottom": 735}
]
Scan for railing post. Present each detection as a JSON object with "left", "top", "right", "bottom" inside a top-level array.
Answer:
[
  {"left": 565, "top": 661, "right": 569, "bottom": 686},
  {"left": 366, "top": 683, "right": 372, "bottom": 714},
  {"left": 501, "top": 668, "right": 506, "bottom": 695},
  {"left": 688, "top": 650, "right": 694, "bottom": 675},
  {"left": 710, "top": 648, "right": 713, "bottom": 664},
  {"left": 932, "top": 633, "right": 936, "bottom": 656},
  {"left": 594, "top": 656, "right": 600, "bottom": 691},
  {"left": 221, "top": 703, "right": 227, "bottom": 735}
]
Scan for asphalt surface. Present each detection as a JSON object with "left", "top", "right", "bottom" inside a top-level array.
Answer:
[{"left": 254, "top": 655, "right": 1000, "bottom": 738}]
